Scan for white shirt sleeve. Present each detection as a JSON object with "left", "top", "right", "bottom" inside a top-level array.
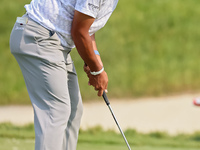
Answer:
[{"left": 75, "top": 0, "right": 101, "bottom": 18}]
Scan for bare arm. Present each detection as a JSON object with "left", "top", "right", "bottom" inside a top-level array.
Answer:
[
  {"left": 91, "top": 34, "right": 103, "bottom": 66},
  {"left": 71, "top": 11, "right": 102, "bottom": 72},
  {"left": 71, "top": 11, "right": 108, "bottom": 96}
]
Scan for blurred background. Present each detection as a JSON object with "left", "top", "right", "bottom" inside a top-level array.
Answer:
[
  {"left": 1, "top": 0, "right": 200, "bottom": 149},
  {"left": 1, "top": 0, "right": 200, "bottom": 103}
]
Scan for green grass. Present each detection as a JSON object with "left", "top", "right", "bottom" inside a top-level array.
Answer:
[
  {"left": 0, "top": 123, "right": 200, "bottom": 150},
  {"left": 1, "top": 0, "right": 200, "bottom": 104},
  {"left": 0, "top": 0, "right": 30, "bottom": 104}
]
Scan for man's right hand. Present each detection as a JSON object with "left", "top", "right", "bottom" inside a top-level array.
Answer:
[{"left": 84, "top": 64, "right": 108, "bottom": 96}]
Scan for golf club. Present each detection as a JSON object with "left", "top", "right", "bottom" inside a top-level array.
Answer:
[{"left": 102, "top": 91, "right": 132, "bottom": 150}]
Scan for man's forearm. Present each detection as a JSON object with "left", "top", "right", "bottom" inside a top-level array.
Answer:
[
  {"left": 72, "top": 32, "right": 102, "bottom": 72},
  {"left": 91, "top": 34, "right": 103, "bottom": 66},
  {"left": 71, "top": 11, "right": 102, "bottom": 72}
]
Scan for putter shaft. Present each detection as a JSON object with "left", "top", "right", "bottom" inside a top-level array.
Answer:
[{"left": 102, "top": 91, "right": 131, "bottom": 150}]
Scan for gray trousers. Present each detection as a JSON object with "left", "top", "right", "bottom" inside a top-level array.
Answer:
[{"left": 10, "top": 14, "right": 83, "bottom": 150}]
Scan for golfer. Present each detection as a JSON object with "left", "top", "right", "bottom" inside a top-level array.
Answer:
[{"left": 9, "top": 0, "right": 118, "bottom": 149}]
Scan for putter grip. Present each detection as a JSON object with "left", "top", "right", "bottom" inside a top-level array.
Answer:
[{"left": 102, "top": 91, "right": 110, "bottom": 105}]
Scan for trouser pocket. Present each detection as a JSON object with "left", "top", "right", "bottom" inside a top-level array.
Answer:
[{"left": 10, "top": 16, "right": 28, "bottom": 54}]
